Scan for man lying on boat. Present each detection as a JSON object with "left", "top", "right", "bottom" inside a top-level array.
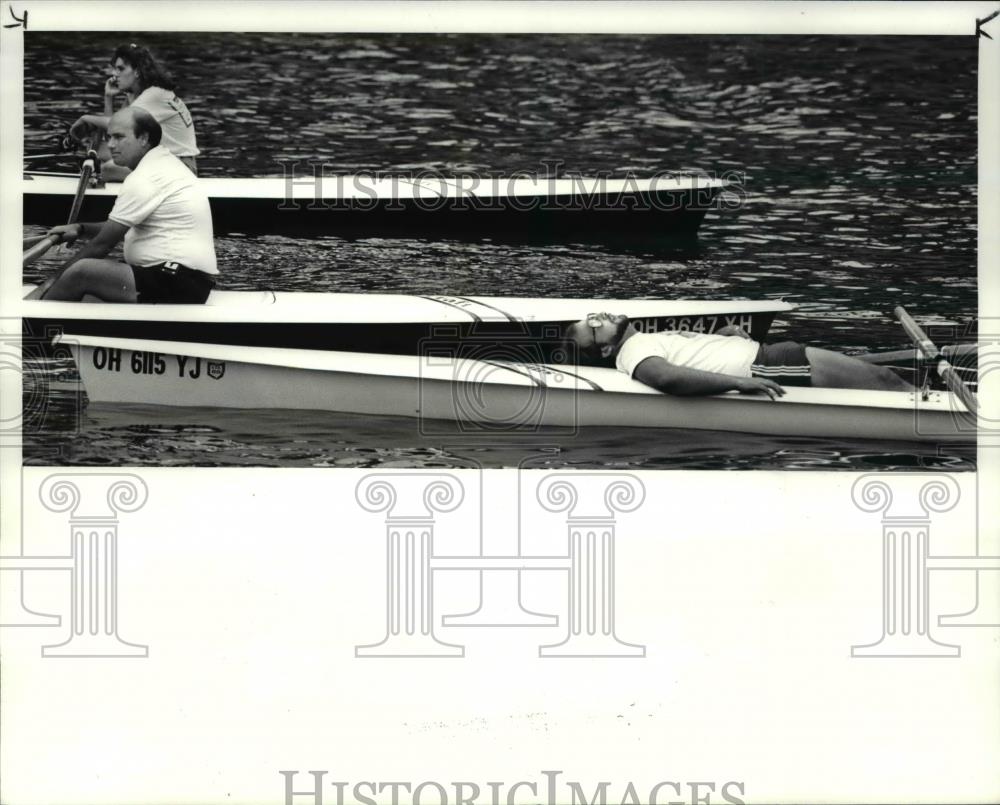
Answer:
[
  {"left": 26, "top": 108, "right": 217, "bottom": 304},
  {"left": 565, "top": 313, "right": 912, "bottom": 397}
]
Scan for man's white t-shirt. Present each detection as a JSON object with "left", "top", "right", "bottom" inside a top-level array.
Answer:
[
  {"left": 109, "top": 145, "right": 217, "bottom": 274},
  {"left": 130, "top": 87, "right": 199, "bottom": 158},
  {"left": 616, "top": 331, "right": 759, "bottom": 378}
]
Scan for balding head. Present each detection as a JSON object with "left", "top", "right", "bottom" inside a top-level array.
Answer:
[
  {"left": 113, "top": 107, "right": 162, "bottom": 147},
  {"left": 107, "top": 107, "right": 162, "bottom": 169}
]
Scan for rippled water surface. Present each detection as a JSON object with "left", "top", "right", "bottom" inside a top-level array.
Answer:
[{"left": 22, "top": 33, "right": 978, "bottom": 469}]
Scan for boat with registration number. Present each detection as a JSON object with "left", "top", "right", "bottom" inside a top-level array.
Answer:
[
  {"left": 23, "top": 171, "right": 732, "bottom": 237},
  {"left": 21, "top": 290, "right": 791, "bottom": 360},
  {"left": 57, "top": 334, "right": 977, "bottom": 444}
]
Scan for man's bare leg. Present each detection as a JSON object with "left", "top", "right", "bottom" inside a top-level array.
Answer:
[
  {"left": 34, "top": 259, "right": 137, "bottom": 302},
  {"left": 806, "top": 347, "right": 913, "bottom": 391}
]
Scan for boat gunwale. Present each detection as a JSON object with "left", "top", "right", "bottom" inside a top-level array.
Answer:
[
  {"left": 20, "top": 290, "right": 795, "bottom": 325},
  {"left": 23, "top": 171, "right": 732, "bottom": 201}
]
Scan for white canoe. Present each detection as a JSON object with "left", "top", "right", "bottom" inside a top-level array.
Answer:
[
  {"left": 23, "top": 292, "right": 793, "bottom": 357},
  {"left": 60, "top": 334, "right": 977, "bottom": 444},
  {"left": 23, "top": 172, "right": 731, "bottom": 237}
]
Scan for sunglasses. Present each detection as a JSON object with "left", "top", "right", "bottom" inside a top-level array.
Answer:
[{"left": 585, "top": 313, "right": 605, "bottom": 344}]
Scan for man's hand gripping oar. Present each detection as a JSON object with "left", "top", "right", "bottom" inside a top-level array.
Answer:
[
  {"left": 22, "top": 149, "right": 98, "bottom": 269},
  {"left": 894, "top": 306, "right": 979, "bottom": 413}
]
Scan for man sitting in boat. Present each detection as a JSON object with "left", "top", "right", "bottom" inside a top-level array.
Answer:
[
  {"left": 26, "top": 108, "right": 217, "bottom": 304},
  {"left": 565, "top": 313, "right": 912, "bottom": 397}
]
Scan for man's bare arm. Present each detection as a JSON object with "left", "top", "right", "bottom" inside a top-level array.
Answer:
[
  {"left": 69, "top": 113, "right": 111, "bottom": 141},
  {"left": 51, "top": 220, "right": 129, "bottom": 271},
  {"left": 633, "top": 356, "right": 785, "bottom": 400},
  {"left": 715, "top": 325, "right": 752, "bottom": 339}
]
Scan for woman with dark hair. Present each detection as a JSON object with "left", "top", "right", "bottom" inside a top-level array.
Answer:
[{"left": 69, "top": 43, "right": 199, "bottom": 180}]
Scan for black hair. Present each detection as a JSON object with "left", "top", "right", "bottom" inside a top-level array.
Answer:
[
  {"left": 562, "top": 323, "right": 614, "bottom": 367},
  {"left": 111, "top": 43, "right": 176, "bottom": 93},
  {"left": 130, "top": 108, "right": 163, "bottom": 147}
]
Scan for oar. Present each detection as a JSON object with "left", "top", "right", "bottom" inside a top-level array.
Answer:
[
  {"left": 894, "top": 306, "right": 979, "bottom": 412},
  {"left": 23, "top": 152, "right": 69, "bottom": 162},
  {"left": 22, "top": 233, "right": 65, "bottom": 267},
  {"left": 23, "top": 234, "right": 49, "bottom": 249},
  {"left": 65, "top": 150, "right": 97, "bottom": 224},
  {"left": 22, "top": 150, "right": 97, "bottom": 268}
]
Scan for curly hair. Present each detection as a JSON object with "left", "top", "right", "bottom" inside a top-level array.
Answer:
[
  {"left": 110, "top": 43, "right": 176, "bottom": 93},
  {"left": 562, "top": 323, "right": 614, "bottom": 367}
]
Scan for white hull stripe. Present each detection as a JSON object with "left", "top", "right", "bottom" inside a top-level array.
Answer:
[
  {"left": 751, "top": 364, "right": 812, "bottom": 376},
  {"left": 449, "top": 296, "right": 518, "bottom": 322},
  {"left": 476, "top": 362, "right": 604, "bottom": 392},
  {"left": 421, "top": 296, "right": 484, "bottom": 322}
]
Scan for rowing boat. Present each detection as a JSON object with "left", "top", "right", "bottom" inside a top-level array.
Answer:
[
  {"left": 21, "top": 290, "right": 791, "bottom": 360},
  {"left": 57, "top": 334, "right": 977, "bottom": 443},
  {"left": 23, "top": 172, "right": 731, "bottom": 237}
]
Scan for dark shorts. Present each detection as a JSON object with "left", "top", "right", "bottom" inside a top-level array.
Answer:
[
  {"left": 130, "top": 262, "right": 215, "bottom": 304},
  {"left": 751, "top": 341, "right": 812, "bottom": 386}
]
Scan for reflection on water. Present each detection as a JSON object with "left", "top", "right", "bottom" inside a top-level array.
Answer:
[
  {"left": 22, "top": 34, "right": 977, "bottom": 469},
  {"left": 24, "top": 394, "right": 975, "bottom": 472}
]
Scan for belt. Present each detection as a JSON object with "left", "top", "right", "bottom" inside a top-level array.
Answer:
[{"left": 153, "top": 262, "right": 212, "bottom": 279}]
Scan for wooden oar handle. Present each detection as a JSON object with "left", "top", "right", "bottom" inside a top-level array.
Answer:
[
  {"left": 23, "top": 234, "right": 49, "bottom": 249},
  {"left": 894, "top": 306, "right": 939, "bottom": 359},
  {"left": 22, "top": 233, "right": 63, "bottom": 267},
  {"left": 895, "top": 306, "right": 979, "bottom": 413},
  {"left": 66, "top": 154, "right": 96, "bottom": 225}
]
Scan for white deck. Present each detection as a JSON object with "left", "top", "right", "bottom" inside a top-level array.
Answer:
[{"left": 20, "top": 288, "right": 793, "bottom": 326}]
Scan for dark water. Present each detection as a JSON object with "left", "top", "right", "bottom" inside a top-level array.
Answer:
[{"left": 21, "top": 34, "right": 978, "bottom": 469}]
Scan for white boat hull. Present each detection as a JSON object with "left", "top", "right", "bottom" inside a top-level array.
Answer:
[
  {"left": 24, "top": 172, "right": 730, "bottom": 238},
  {"left": 62, "top": 336, "right": 977, "bottom": 444}
]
